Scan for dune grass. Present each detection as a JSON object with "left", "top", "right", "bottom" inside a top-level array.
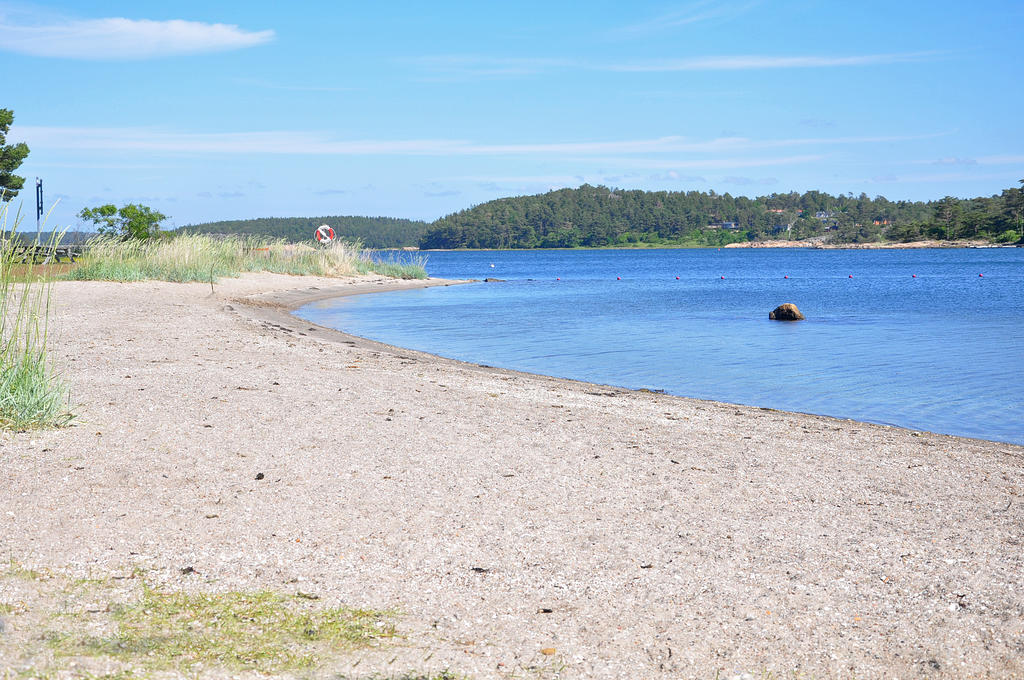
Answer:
[
  {"left": 65, "top": 234, "right": 428, "bottom": 283},
  {"left": 0, "top": 203, "right": 73, "bottom": 430}
]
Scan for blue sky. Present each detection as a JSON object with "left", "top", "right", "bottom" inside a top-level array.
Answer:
[{"left": 4, "top": 0, "right": 1023, "bottom": 230}]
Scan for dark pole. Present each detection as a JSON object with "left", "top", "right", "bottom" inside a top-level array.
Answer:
[{"left": 35, "top": 178, "right": 43, "bottom": 244}]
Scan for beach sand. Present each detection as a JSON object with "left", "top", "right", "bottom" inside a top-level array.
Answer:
[{"left": 2, "top": 273, "right": 1022, "bottom": 679}]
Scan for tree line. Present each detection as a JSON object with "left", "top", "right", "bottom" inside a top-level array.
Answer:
[{"left": 419, "top": 183, "right": 1024, "bottom": 249}]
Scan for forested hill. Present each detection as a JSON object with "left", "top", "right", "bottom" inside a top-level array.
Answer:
[
  {"left": 178, "top": 216, "right": 428, "bottom": 248},
  {"left": 420, "top": 183, "right": 1024, "bottom": 248}
]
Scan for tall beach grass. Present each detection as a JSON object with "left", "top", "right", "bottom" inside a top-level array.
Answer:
[
  {"left": 0, "top": 202, "right": 73, "bottom": 429},
  {"left": 66, "top": 234, "right": 428, "bottom": 283}
]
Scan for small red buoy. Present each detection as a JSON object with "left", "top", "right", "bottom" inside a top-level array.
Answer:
[
  {"left": 784, "top": 275, "right": 788, "bottom": 279},
  {"left": 912, "top": 274, "right": 916, "bottom": 278},
  {"left": 556, "top": 277, "right": 560, "bottom": 281},
  {"left": 979, "top": 273, "right": 984, "bottom": 277},
  {"left": 675, "top": 276, "right": 680, "bottom": 280},
  {"left": 849, "top": 275, "right": 853, "bottom": 278},
  {"left": 721, "top": 276, "right": 725, "bottom": 279}
]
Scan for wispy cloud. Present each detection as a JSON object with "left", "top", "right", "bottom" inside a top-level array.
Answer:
[
  {"left": 976, "top": 154, "right": 1024, "bottom": 165},
  {"left": 928, "top": 157, "right": 978, "bottom": 166},
  {"left": 596, "top": 154, "right": 825, "bottom": 170},
  {"left": 16, "top": 126, "right": 941, "bottom": 160},
  {"left": 605, "top": 52, "right": 936, "bottom": 72},
  {"left": 612, "top": 1, "right": 760, "bottom": 37},
  {"left": 912, "top": 154, "right": 1024, "bottom": 166},
  {"left": 408, "top": 51, "right": 936, "bottom": 79},
  {"left": 867, "top": 171, "right": 1016, "bottom": 184},
  {"left": 445, "top": 174, "right": 591, "bottom": 184},
  {"left": 798, "top": 118, "right": 837, "bottom": 129},
  {"left": 0, "top": 14, "right": 274, "bottom": 59}
]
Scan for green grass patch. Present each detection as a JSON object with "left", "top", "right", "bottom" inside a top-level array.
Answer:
[
  {"left": 0, "top": 204, "right": 73, "bottom": 430},
  {"left": 340, "top": 673, "right": 463, "bottom": 680},
  {"left": 65, "top": 234, "right": 428, "bottom": 283},
  {"left": 47, "top": 581, "right": 397, "bottom": 675},
  {"left": 3, "top": 560, "right": 48, "bottom": 581}
]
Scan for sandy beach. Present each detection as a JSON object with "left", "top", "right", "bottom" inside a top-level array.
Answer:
[{"left": 2, "top": 273, "right": 1022, "bottom": 679}]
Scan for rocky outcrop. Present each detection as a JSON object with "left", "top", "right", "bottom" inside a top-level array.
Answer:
[{"left": 769, "top": 303, "right": 805, "bottom": 321}]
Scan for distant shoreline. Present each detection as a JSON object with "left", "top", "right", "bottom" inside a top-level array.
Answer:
[
  {"left": 419, "top": 239, "right": 1017, "bottom": 252},
  {"left": 723, "top": 238, "right": 1015, "bottom": 249}
]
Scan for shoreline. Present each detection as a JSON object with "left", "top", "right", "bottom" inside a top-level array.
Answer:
[
  {"left": 2, "top": 273, "right": 1022, "bottom": 679},
  {"left": 421, "top": 239, "right": 1014, "bottom": 251},
  {"left": 258, "top": 278, "right": 1014, "bottom": 448},
  {"left": 723, "top": 238, "right": 1001, "bottom": 249}
]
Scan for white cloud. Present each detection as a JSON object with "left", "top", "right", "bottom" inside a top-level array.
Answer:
[
  {"left": 976, "top": 154, "right": 1024, "bottom": 165},
  {"left": 13, "top": 126, "right": 947, "bottom": 160},
  {"left": 606, "top": 52, "right": 935, "bottom": 72},
  {"left": 409, "top": 51, "right": 937, "bottom": 79},
  {"left": 910, "top": 154, "right": 1024, "bottom": 167},
  {"left": 593, "top": 155, "right": 825, "bottom": 170},
  {"left": 0, "top": 15, "right": 274, "bottom": 59},
  {"left": 866, "top": 171, "right": 1015, "bottom": 184},
  {"left": 929, "top": 157, "right": 978, "bottom": 166}
]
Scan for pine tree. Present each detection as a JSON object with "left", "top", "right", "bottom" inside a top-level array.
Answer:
[{"left": 0, "top": 109, "right": 30, "bottom": 202}]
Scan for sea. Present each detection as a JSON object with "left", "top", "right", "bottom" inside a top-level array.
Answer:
[{"left": 295, "top": 248, "right": 1024, "bottom": 445}]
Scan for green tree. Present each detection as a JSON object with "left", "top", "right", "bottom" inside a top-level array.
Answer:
[
  {"left": 1007, "top": 180, "right": 1024, "bottom": 242},
  {"left": 78, "top": 203, "right": 167, "bottom": 240},
  {"left": 0, "top": 109, "right": 30, "bottom": 201},
  {"left": 934, "top": 196, "right": 963, "bottom": 240}
]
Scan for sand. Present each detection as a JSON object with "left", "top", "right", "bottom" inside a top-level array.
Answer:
[{"left": 1, "top": 273, "right": 1022, "bottom": 679}]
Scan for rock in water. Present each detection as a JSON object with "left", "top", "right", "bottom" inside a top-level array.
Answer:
[{"left": 769, "top": 303, "right": 805, "bottom": 321}]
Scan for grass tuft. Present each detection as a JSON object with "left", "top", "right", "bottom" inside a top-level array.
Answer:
[
  {"left": 65, "top": 234, "right": 428, "bottom": 282},
  {"left": 47, "top": 581, "right": 397, "bottom": 674},
  {"left": 0, "top": 203, "right": 73, "bottom": 430},
  {"left": 340, "top": 673, "right": 463, "bottom": 680}
]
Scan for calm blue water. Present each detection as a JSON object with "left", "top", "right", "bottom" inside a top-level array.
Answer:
[{"left": 297, "top": 248, "right": 1024, "bottom": 445}]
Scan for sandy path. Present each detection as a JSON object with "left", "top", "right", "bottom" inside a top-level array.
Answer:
[{"left": 2, "top": 273, "right": 1022, "bottom": 679}]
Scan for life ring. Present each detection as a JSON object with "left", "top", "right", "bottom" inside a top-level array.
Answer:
[{"left": 315, "top": 225, "right": 335, "bottom": 244}]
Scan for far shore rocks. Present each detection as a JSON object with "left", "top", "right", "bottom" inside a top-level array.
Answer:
[
  {"left": 483, "top": 278, "right": 506, "bottom": 282},
  {"left": 769, "top": 303, "right": 805, "bottom": 321}
]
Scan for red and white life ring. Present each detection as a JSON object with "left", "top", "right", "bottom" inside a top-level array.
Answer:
[{"left": 315, "top": 224, "right": 335, "bottom": 244}]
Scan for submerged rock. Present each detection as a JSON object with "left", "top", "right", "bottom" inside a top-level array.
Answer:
[{"left": 769, "top": 303, "right": 805, "bottom": 321}]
